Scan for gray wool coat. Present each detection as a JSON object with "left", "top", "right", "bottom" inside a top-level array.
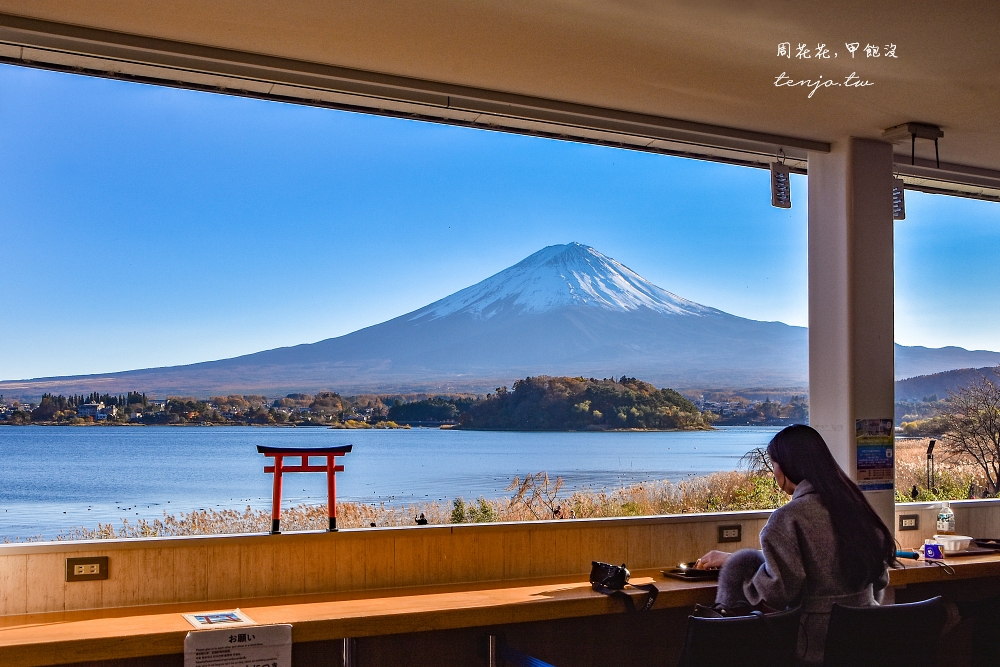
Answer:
[{"left": 743, "top": 480, "right": 889, "bottom": 666}]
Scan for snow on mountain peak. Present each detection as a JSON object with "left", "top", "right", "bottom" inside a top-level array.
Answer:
[{"left": 411, "top": 243, "right": 719, "bottom": 321}]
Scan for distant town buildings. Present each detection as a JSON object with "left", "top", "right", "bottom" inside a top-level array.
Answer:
[
  {"left": 693, "top": 395, "right": 808, "bottom": 426},
  {"left": 0, "top": 399, "right": 35, "bottom": 418},
  {"left": 75, "top": 403, "right": 101, "bottom": 418},
  {"left": 76, "top": 402, "right": 118, "bottom": 420}
]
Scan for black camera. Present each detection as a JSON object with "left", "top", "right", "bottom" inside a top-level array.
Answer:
[{"left": 590, "top": 561, "right": 630, "bottom": 590}]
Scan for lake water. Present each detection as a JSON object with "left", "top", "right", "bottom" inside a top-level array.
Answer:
[{"left": 0, "top": 425, "right": 779, "bottom": 539}]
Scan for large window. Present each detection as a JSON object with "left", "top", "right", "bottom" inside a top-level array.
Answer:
[
  {"left": 7, "top": 62, "right": 994, "bottom": 541},
  {"left": 893, "top": 192, "right": 1000, "bottom": 501}
]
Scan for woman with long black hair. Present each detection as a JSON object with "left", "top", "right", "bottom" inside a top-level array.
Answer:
[{"left": 695, "top": 424, "right": 897, "bottom": 665}]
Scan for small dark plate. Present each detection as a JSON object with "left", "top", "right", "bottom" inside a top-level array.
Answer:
[
  {"left": 943, "top": 546, "right": 995, "bottom": 557},
  {"left": 661, "top": 562, "right": 720, "bottom": 581},
  {"left": 974, "top": 538, "right": 1000, "bottom": 550}
]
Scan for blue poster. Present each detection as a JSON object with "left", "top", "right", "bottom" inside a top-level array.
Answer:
[{"left": 856, "top": 419, "right": 894, "bottom": 491}]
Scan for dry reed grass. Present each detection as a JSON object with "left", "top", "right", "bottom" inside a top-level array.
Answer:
[
  {"left": 57, "top": 469, "right": 787, "bottom": 540},
  {"left": 894, "top": 437, "right": 987, "bottom": 501},
  {"left": 57, "top": 501, "right": 454, "bottom": 540}
]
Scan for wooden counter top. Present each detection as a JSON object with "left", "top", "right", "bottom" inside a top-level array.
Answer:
[
  {"left": 0, "top": 571, "right": 708, "bottom": 667},
  {"left": 890, "top": 551, "right": 1000, "bottom": 586},
  {"left": 3, "top": 554, "right": 1000, "bottom": 667}
]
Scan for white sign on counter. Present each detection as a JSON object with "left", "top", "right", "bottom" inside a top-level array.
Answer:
[{"left": 184, "top": 623, "right": 292, "bottom": 667}]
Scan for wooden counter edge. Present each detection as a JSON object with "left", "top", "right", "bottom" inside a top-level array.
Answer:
[
  {"left": 6, "top": 556, "right": 1000, "bottom": 667},
  {"left": 888, "top": 555, "right": 1000, "bottom": 586},
  {"left": 0, "top": 575, "right": 715, "bottom": 667}
]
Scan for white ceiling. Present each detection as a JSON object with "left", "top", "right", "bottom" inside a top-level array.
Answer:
[{"left": 0, "top": 1, "right": 997, "bottom": 197}]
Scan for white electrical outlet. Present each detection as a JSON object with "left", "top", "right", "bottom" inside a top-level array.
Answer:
[
  {"left": 718, "top": 524, "right": 742, "bottom": 543},
  {"left": 66, "top": 556, "right": 108, "bottom": 581}
]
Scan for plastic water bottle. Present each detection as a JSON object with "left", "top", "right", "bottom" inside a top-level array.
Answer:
[{"left": 937, "top": 501, "right": 956, "bottom": 534}]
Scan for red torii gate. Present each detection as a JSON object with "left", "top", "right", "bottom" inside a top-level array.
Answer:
[{"left": 257, "top": 444, "right": 352, "bottom": 534}]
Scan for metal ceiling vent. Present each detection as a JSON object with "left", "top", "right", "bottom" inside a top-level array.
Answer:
[{"left": 771, "top": 150, "right": 791, "bottom": 208}]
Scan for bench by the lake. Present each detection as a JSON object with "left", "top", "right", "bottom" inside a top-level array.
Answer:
[{"left": 3, "top": 500, "right": 1000, "bottom": 667}]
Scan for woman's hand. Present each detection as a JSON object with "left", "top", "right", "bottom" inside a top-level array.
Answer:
[{"left": 695, "top": 550, "right": 732, "bottom": 570}]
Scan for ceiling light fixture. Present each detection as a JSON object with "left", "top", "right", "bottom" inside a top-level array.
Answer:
[{"left": 882, "top": 122, "right": 944, "bottom": 168}]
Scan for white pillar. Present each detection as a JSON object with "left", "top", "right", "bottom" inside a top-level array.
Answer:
[{"left": 807, "top": 138, "right": 896, "bottom": 529}]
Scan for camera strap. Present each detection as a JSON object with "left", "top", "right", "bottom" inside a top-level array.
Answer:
[{"left": 591, "top": 582, "right": 659, "bottom": 612}]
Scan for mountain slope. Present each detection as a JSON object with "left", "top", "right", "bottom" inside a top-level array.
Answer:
[
  {"left": 895, "top": 346, "right": 1000, "bottom": 381},
  {"left": 2, "top": 243, "right": 998, "bottom": 398},
  {"left": 895, "top": 366, "right": 1000, "bottom": 401}
]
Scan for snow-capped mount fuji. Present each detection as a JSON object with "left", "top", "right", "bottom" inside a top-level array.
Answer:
[
  {"left": 413, "top": 243, "right": 719, "bottom": 320},
  {"left": 4, "top": 243, "right": 1000, "bottom": 397}
]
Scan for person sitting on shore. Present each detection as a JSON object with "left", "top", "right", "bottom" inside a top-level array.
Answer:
[{"left": 695, "top": 424, "right": 896, "bottom": 666}]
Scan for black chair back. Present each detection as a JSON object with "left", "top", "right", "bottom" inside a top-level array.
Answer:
[
  {"left": 823, "top": 596, "right": 945, "bottom": 667},
  {"left": 677, "top": 607, "right": 801, "bottom": 667}
]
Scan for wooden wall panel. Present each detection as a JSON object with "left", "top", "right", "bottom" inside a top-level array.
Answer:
[
  {"left": 526, "top": 527, "right": 559, "bottom": 579},
  {"left": 333, "top": 534, "right": 365, "bottom": 592},
  {"left": 582, "top": 524, "right": 627, "bottom": 572},
  {"left": 1, "top": 514, "right": 775, "bottom": 615},
  {"left": 554, "top": 526, "right": 584, "bottom": 575},
  {"left": 963, "top": 505, "right": 1000, "bottom": 542},
  {"left": 449, "top": 527, "right": 504, "bottom": 583},
  {"left": 239, "top": 541, "right": 275, "bottom": 599},
  {"left": 502, "top": 528, "right": 532, "bottom": 581},
  {"left": 626, "top": 524, "right": 652, "bottom": 569},
  {"left": 273, "top": 541, "right": 306, "bottom": 598},
  {"left": 137, "top": 547, "right": 175, "bottom": 606},
  {"left": 25, "top": 552, "right": 65, "bottom": 613},
  {"left": 0, "top": 555, "right": 28, "bottom": 616},
  {"left": 171, "top": 544, "right": 208, "bottom": 606},
  {"left": 894, "top": 500, "right": 1000, "bottom": 550},
  {"left": 303, "top": 536, "right": 336, "bottom": 595},
  {"left": 64, "top": 576, "right": 102, "bottom": 613},
  {"left": 101, "top": 546, "right": 141, "bottom": 609},
  {"left": 393, "top": 532, "right": 433, "bottom": 589},
  {"left": 363, "top": 534, "right": 396, "bottom": 590},
  {"left": 206, "top": 542, "right": 242, "bottom": 601}
]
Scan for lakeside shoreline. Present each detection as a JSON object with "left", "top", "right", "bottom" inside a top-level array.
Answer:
[
  {"left": 0, "top": 421, "right": 723, "bottom": 432},
  {"left": 0, "top": 420, "right": 816, "bottom": 440}
]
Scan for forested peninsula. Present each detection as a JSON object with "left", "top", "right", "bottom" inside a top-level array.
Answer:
[
  {"left": 4, "top": 375, "right": 714, "bottom": 431},
  {"left": 390, "top": 376, "right": 714, "bottom": 431}
]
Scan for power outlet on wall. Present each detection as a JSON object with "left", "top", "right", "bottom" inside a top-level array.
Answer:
[
  {"left": 718, "top": 524, "right": 742, "bottom": 543},
  {"left": 66, "top": 556, "right": 109, "bottom": 582},
  {"left": 899, "top": 514, "right": 919, "bottom": 531}
]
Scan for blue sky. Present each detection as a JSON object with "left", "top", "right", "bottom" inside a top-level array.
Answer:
[{"left": 1, "top": 64, "right": 998, "bottom": 381}]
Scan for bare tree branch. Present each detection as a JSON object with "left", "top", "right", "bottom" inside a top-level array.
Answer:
[
  {"left": 739, "top": 447, "right": 773, "bottom": 476},
  {"left": 941, "top": 367, "right": 1000, "bottom": 494}
]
